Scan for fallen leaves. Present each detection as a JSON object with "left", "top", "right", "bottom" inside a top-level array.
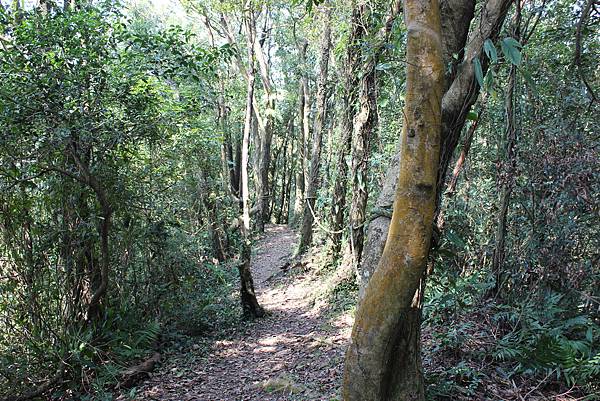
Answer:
[{"left": 120, "top": 225, "right": 353, "bottom": 401}]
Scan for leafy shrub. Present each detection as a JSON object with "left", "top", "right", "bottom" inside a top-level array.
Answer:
[{"left": 494, "top": 292, "right": 600, "bottom": 390}]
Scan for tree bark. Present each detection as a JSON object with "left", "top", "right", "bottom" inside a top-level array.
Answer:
[
  {"left": 329, "top": 8, "right": 364, "bottom": 256},
  {"left": 238, "top": 7, "right": 264, "bottom": 318},
  {"left": 331, "top": 0, "right": 402, "bottom": 259},
  {"left": 293, "top": 41, "right": 309, "bottom": 222},
  {"left": 342, "top": 0, "right": 444, "bottom": 399},
  {"left": 347, "top": 59, "right": 377, "bottom": 268},
  {"left": 298, "top": 7, "right": 331, "bottom": 253},
  {"left": 492, "top": 4, "right": 520, "bottom": 294},
  {"left": 357, "top": 0, "right": 513, "bottom": 296}
]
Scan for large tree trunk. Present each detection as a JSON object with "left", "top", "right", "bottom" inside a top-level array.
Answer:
[
  {"left": 298, "top": 7, "right": 332, "bottom": 253},
  {"left": 342, "top": 1, "right": 445, "bottom": 399},
  {"left": 357, "top": 0, "right": 513, "bottom": 296}
]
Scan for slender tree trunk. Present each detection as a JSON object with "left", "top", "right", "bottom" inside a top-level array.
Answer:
[
  {"left": 347, "top": 62, "right": 377, "bottom": 268},
  {"left": 200, "top": 173, "right": 227, "bottom": 262},
  {"left": 238, "top": 8, "right": 264, "bottom": 318},
  {"left": 492, "top": 5, "right": 520, "bottom": 294},
  {"left": 342, "top": 0, "right": 444, "bottom": 398},
  {"left": 219, "top": 85, "right": 237, "bottom": 198},
  {"left": 234, "top": 138, "right": 242, "bottom": 208},
  {"left": 254, "top": 16, "right": 275, "bottom": 233},
  {"left": 330, "top": 7, "right": 361, "bottom": 257},
  {"left": 276, "top": 120, "right": 292, "bottom": 223},
  {"left": 445, "top": 102, "right": 485, "bottom": 196},
  {"left": 284, "top": 126, "right": 295, "bottom": 224},
  {"left": 84, "top": 173, "right": 112, "bottom": 322},
  {"left": 298, "top": 7, "right": 332, "bottom": 253},
  {"left": 331, "top": 0, "right": 402, "bottom": 259},
  {"left": 293, "top": 41, "right": 309, "bottom": 222}
]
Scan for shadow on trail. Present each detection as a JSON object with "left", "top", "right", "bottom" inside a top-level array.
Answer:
[{"left": 129, "top": 224, "right": 353, "bottom": 401}]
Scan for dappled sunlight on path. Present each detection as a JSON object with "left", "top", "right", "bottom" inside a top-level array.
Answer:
[{"left": 129, "top": 225, "right": 353, "bottom": 401}]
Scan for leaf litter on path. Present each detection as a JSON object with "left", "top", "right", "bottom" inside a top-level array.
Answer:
[{"left": 124, "top": 225, "right": 353, "bottom": 401}]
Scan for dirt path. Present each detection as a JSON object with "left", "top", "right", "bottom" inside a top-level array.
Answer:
[{"left": 131, "top": 225, "right": 353, "bottom": 401}]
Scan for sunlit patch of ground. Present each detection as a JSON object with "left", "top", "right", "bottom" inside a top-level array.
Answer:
[{"left": 124, "top": 225, "right": 354, "bottom": 401}]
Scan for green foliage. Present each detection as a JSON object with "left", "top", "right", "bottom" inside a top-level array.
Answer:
[
  {"left": 473, "top": 57, "right": 484, "bottom": 87},
  {"left": 494, "top": 293, "right": 600, "bottom": 389},
  {"left": 500, "top": 37, "right": 523, "bottom": 66},
  {"left": 426, "top": 361, "right": 486, "bottom": 400},
  {"left": 0, "top": 2, "right": 241, "bottom": 398},
  {"left": 484, "top": 39, "right": 498, "bottom": 63}
]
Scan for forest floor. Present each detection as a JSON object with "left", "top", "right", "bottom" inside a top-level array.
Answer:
[
  {"left": 116, "top": 225, "right": 595, "bottom": 401},
  {"left": 127, "top": 224, "right": 353, "bottom": 401}
]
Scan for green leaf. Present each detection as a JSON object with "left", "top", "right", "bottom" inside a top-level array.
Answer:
[
  {"left": 473, "top": 57, "right": 484, "bottom": 87},
  {"left": 504, "top": 37, "right": 523, "bottom": 49},
  {"left": 485, "top": 68, "right": 494, "bottom": 89},
  {"left": 501, "top": 37, "right": 522, "bottom": 66},
  {"left": 466, "top": 111, "right": 478, "bottom": 121},
  {"left": 484, "top": 39, "right": 498, "bottom": 63}
]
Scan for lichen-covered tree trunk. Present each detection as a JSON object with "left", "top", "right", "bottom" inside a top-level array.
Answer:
[
  {"left": 357, "top": 0, "right": 513, "bottom": 296},
  {"left": 342, "top": 0, "right": 444, "bottom": 400},
  {"left": 298, "top": 7, "right": 331, "bottom": 253}
]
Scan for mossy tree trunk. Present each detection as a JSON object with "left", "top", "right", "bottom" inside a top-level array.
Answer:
[
  {"left": 345, "top": 0, "right": 515, "bottom": 396},
  {"left": 342, "top": 0, "right": 444, "bottom": 399},
  {"left": 357, "top": 0, "right": 514, "bottom": 297}
]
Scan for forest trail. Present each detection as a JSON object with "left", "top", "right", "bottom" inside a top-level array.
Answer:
[{"left": 130, "top": 225, "right": 353, "bottom": 401}]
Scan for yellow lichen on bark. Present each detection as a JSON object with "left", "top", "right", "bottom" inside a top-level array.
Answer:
[{"left": 342, "top": 0, "right": 443, "bottom": 399}]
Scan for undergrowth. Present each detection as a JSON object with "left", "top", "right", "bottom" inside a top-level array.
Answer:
[{"left": 423, "top": 265, "right": 600, "bottom": 400}]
